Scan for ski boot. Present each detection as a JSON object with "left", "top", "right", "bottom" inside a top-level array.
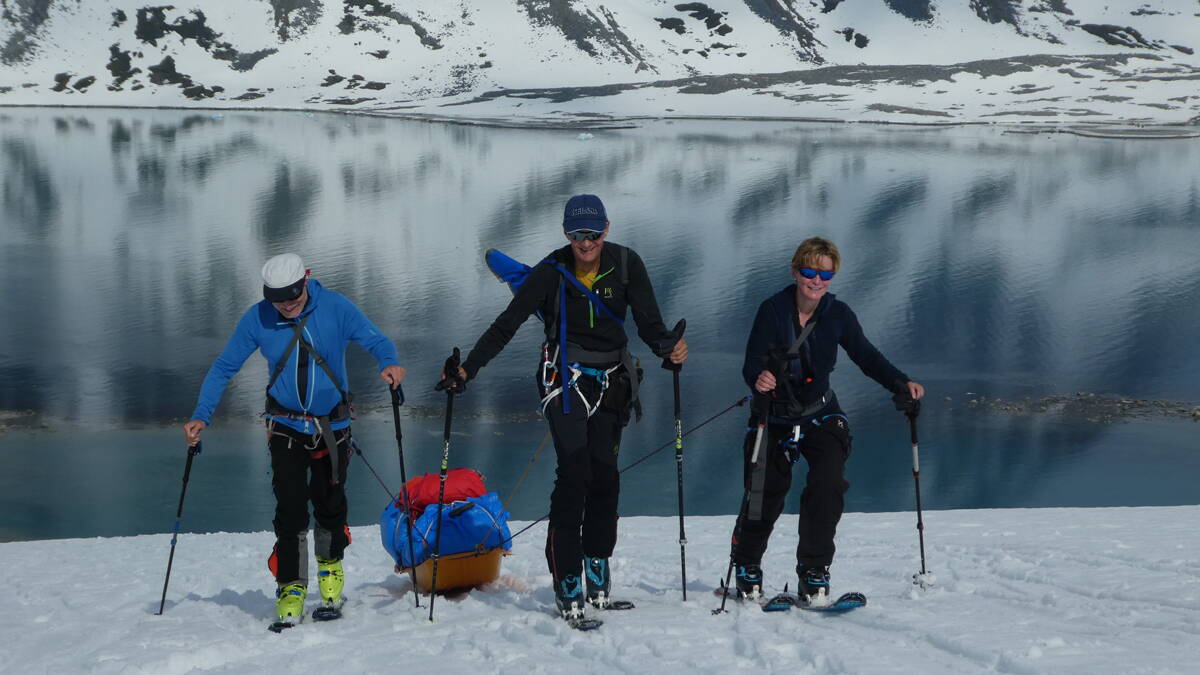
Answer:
[
  {"left": 554, "top": 574, "right": 603, "bottom": 630},
  {"left": 274, "top": 583, "right": 307, "bottom": 625},
  {"left": 584, "top": 557, "right": 611, "bottom": 608},
  {"left": 735, "top": 564, "right": 763, "bottom": 600},
  {"left": 316, "top": 558, "right": 344, "bottom": 605},
  {"left": 312, "top": 558, "right": 345, "bottom": 620},
  {"left": 554, "top": 574, "right": 587, "bottom": 621},
  {"left": 798, "top": 565, "right": 831, "bottom": 605}
]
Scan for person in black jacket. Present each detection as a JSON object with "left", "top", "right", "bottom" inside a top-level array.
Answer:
[
  {"left": 448, "top": 194, "right": 687, "bottom": 622},
  {"left": 730, "top": 236, "right": 923, "bottom": 604}
]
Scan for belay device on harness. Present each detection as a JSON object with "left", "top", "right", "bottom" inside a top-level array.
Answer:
[
  {"left": 485, "top": 248, "right": 642, "bottom": 421},
  {"left": 264, "top": 312, "right": 355, "bottom": 483}
]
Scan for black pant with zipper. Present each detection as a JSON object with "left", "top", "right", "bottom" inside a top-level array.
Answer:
[
  {"left": 268, "top": 423, "right": 352, "bottom": 587},
  {"left": 732, "top": 411, "right": 852, "bottom": 573},
  {"left": 540, "top": 372, "right": 627, "bottom": 583}
]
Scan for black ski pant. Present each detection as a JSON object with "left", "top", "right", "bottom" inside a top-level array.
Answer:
[
  {"left": 731, "top": 413, "right": 852, "bottom": 573},
  {"left": 269, "top": 423, "right": 352, "bottom": 587},
  {"left": 541, "top": 377, "right": 625, "bottom": 585}
]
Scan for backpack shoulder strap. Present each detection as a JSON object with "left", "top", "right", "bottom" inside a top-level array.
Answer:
[
  {"left": 299, "top": 340, "right": 349, "bottom": 401},
  {"left": 552, "top": 262, "right": 624, "bottom": 326},
  {"left": 266, "top": 313, "right": 350, "bottom": 403},
  {"left": 787, "top": 319, "right": 818, "bottom": 359},
  {"left": 266, "top": 313, "right": 311, "bottom": 392}
]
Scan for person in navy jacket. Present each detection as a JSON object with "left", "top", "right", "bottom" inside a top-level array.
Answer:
[
  {"left": 183, "top": 253, "right": 405, "bottom": 624},
  {"left": 730, "top": 237, "right": 923, "bottom": 603}
]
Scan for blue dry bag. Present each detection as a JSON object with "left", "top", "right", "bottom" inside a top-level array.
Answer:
[{"left": 379, "top": 492, "right": 513, "bottom": 570}]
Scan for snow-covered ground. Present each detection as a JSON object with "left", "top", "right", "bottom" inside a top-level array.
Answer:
[
  {"left": 6, "top": 507, "right": 1197, "bottom": 673},
  {"left": 2, "top": 1, "right": 1200, "bottom": 126}
]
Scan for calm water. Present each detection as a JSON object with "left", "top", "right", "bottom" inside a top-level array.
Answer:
[{"left": 1, "top": 108, "right": 1198, "bottom": 542}]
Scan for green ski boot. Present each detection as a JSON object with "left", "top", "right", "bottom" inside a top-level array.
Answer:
[
  {"left": 313, "top": 558, "right": 345, "bottom": 621},
  {"left": 270, "top": 583, "right": 307, "bottom": 631}
]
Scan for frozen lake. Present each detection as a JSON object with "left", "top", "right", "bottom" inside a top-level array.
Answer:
[{"left": 1, "top": 108, "right": 1197, "bottom": 541}]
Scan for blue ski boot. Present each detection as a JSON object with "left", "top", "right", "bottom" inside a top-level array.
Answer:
[
  {"left": 735, "top": 564, "right": 763, "bottom": 600},
  {"left": 798, "top": 565, "right": 831, "bottom": 604},
  {"left": 554, "top": 574, "right": 586, "bottom": 621},
  {"left": 584, "top": 557, "right": 611, "bottom": 608}
]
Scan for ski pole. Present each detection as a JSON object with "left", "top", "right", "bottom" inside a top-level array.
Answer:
[
  {"left": 894, "top": 392, "right": 930, "bottom": 587},
  {"left": 157, "top": 442, "right": 202, "bottom": 615},
  {"left": 908, "top": 404, "right": 929, "bottom": 585},
  {"left": 429, "top": 347, "right": 465, "bottom": 621},
  {"left": 390, "top": 384, "right": 422, "bottom": 608},
  {"left": 713, "top": 489, "right": 750, "bottom": 615},
  {"left": 714, "top": 392, "right": 770, "bottom": 615},
  {"left": 661, "top": 319, "right": 687, "bottom": 601}
]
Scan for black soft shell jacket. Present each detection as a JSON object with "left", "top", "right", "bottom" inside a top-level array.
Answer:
[
  {"left": 742, "top": 285, "right": 909, "bottom": 415},
  {"left": 462, "top": 242, "right": 676, "bottom": 379}
]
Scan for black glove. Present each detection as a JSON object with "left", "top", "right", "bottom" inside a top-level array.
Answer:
[
  {"left": 436, "top": 347, "right": 468, "bottom": 394},
  {"left": 892, "top": 389, "right": 920, "bottom": 416}
]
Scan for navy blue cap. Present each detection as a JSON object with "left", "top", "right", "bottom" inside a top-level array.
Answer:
[{"left": 563, "top": 194, "right": 607, "bottom": 233}]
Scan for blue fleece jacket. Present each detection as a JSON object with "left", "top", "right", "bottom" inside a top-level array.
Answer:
[
  {"left": 190, "top": 279, "right": 399, "bottom": 434},
  {"left": 742, "top": 285, "right": 908, "bottom": 418}
]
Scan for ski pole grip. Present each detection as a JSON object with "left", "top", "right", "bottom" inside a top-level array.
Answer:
[
  {"left": 181, "top": 442, "right": 201, "bottom": 483},
  {"left": 390, "top": 383, "right": 406, "bottom": 406},
  {"left": 435, "top": 347, "right": 465, "bottom": 393},
  {"left": 750, "top": 391, "right": 771, "bottom": 420},
  {"left": 892, "top": 389, "right": 919, "bottom": 416},
  {"left": 660, "top": 319, "right": 686, "bottom": 372}
]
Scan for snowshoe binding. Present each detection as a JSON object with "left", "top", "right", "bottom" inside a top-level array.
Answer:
[
  {"left": 584, "top": 557, "right": 634, "bottom": 611},
  {"left": 798, "top": 565, "right": 831, "bottom": 605},
  {"left": 734, "top": 564, "right": 763, "bottom": 601},
  {"left": 555, "top": 574, "right": 602, "bottom": 630},
  {"left": 795, "top": 566, "right": 865, "bottom": 612}
]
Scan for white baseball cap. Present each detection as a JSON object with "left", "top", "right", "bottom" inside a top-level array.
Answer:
[{"left": 261, "top": 253, "right": 307, "bottom": 302}]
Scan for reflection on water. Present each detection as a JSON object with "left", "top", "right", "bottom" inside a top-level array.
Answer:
[{"left": 1, "top": 109, "right": 1198, "bottom": 541}]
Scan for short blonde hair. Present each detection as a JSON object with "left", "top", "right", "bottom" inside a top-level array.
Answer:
[{"left": 790, "top": 237, "right": 841, "bottom": 273}]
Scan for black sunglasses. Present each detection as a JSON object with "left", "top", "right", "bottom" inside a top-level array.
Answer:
[{"left": 567, "top": 230, "right": 604, "bottom": 242}]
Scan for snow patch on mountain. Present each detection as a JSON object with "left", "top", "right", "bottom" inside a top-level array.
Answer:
[{"left": 1, "top": 0, "right": 1198, "bottom": 126}]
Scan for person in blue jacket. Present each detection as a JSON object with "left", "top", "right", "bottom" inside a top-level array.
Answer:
[
  {"left": 730, "top": 237, "right": 923, "bottom": 604},
  {"left": 183, "top": 253, "right": 405, "bottom": 625}
]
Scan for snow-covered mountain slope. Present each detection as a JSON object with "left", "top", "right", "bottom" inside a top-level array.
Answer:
[
  {"left": 2, "top": 1, "right": 1199, "bottom": 124},
  {"left": 5, "top": 508, "right": 1199, "bottom": 673}
]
